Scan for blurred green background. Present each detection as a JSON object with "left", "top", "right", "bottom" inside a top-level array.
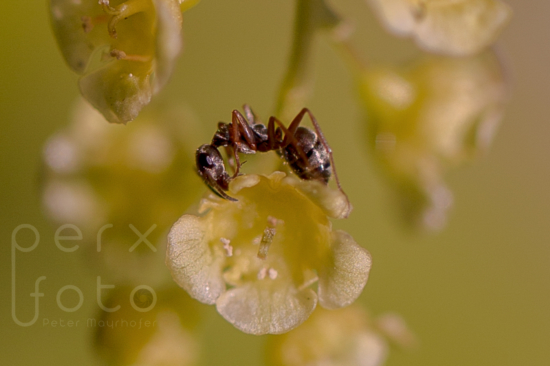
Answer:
[{"left": 1, "top": 0, "right": 549, "bottom": 365}]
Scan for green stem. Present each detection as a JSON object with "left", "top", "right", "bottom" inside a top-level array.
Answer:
[{"left": 275, "top": 0, "right": 341, "bottom": 120}]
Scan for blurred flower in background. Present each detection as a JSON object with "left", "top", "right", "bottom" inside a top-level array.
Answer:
[
  {"left": 265, "top": 305, "right": 415, "bottom": 366},
  {"left": 49, "top": 0, "right": 187, "bottom": 123},
  {"left": 368, "top": 0, "right": 512, "bottom": 56},
  {"left": 358, "top": 51, "right": 507, "bottom": 230},
  {"left": 167, "top": 172, "right": 371, "bottom": 335},
  {"left": 42, "top": 98, "right": 206, "bottom": 285},
  {"left": 94, "top": 285, "right": 201, "bottom": 366}
]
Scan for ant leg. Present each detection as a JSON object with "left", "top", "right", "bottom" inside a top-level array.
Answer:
[
  {"left": 232, "top": 110, "right": 257, "bottom": 150},
  {"left": 283, "top": 108, "right": 309, "bottom": 146},
  {"left": 223, "top": 146, "right": 237, "bottom": 174},
  {"left": 228, "top": 110, "right": 260, "bottom": 178},
  {"left": 267, "top": 116, "right": 308, "bottom": 163},
  {"left": 243, "top": 104, "right": 260, "bottom": 125},
  {"left": 301, "top": 109, "right": 348, "bottom": 200}
]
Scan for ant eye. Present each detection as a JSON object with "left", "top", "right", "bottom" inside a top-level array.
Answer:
[{"left": 198, "top": 153, "right": 213, "bottom": 168}]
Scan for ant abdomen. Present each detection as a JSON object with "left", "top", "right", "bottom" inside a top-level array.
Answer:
[{"left": 282, "top": 127, "right": 332, "bottom": 184}]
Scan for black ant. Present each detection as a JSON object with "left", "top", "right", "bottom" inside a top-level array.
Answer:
[{"left": 196, "top": 106, "right": 347, "bottom": 205}]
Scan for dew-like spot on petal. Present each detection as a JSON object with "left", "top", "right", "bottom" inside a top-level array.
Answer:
[
  {"left": 216, "top": 283, "right": 317, "bottom": 335},
  {"left": 318, "top": 230, "right": 371, "bottom": 309},
  {"left": 166, "top": 215, "right": 225, "bottom": 305}
]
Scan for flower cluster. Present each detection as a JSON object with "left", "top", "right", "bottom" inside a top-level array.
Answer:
[
  {"left": 42, "top": 98, "right": 205, "bottom": 284},
  {"left": 167, "top": 172, "right": 371, "bottom": 334},
  {"left": 358, "top": 52, "right": 507, "bottom": 229},
  {"left": 266, "top": 305, "right": 416, "bottom": 366},
  {"left": 95, "top": 286, "right": 201, "bottom": 366}
]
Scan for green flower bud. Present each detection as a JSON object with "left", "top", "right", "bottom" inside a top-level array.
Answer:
[{"left": 49, "top": 0, "right": 185, "bottom": 123}]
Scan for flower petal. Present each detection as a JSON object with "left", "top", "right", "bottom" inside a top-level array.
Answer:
[
  {"left": 318, "top": 230, "right": 371, "bottom": 309},
  {"left": 166, "top": 214, "right": 226, "bottom": 305},
  {"left": 284, "top": 177, "right": 352, "bottom": 219},
  {"left": 49, "top": 0, "right": 107, "bottom": 74},
  {"left": 368, "top": 0, "right": 416, "bottom": 36},
  {"left": 152, "top": 0, "right": 183, "bottom": 92},
  {"left": 369, "top": 0, "right": 512, "bottom": 56},
  {"left": 216, "top": 283, "right": 318, "bottom": 335}
]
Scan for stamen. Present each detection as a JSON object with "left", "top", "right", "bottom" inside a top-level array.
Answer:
[
  {"left": 220, "top": 237, "right": 233, "bottom": 257},
  {"left": 268, "top": 268, "right": 278, "bottom": 280},
  {"left": 99, "top": 0, "right": 150, "bottom": 39},
  {"left": 257, "top": 267, "right": 278, "bottom": 280},
  {"left": 257, "top": 227, "right": 275, "bottom": 260},
  {"left": 81, "top": 14, "right": 108, "bottom": 33},
  {"left": 257, "top": 267, "right": 268, "bottom": 280},
  {"left": 298, "top": 276, "right": 319, "bottom": 291},
  {"left": 257, "top": 216, "right": 282, "bottom": 259},
  {"left": 108, "top": 49, "right": 152, "bottom": 62}
]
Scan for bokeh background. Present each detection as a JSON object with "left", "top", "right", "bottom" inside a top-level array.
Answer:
[{"left": 1, "top": 0, "right": 549, "bottom": 365}]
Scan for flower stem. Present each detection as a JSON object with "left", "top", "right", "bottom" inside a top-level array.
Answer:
[{"left": 275, "top": 0, "right": 341, "bottom": 120}]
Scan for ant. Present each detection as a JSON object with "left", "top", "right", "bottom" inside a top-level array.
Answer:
[{"left": 196, "top": 106, "right": 347, "bottom": 205}]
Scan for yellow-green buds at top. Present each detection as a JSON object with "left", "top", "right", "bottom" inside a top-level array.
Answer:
[
  {"left": 368, "top": 0, "right": 512, "bottom": 56},
  {"left": 49, "top": 0, "right": 185, "bottom": 123},
  {"left": 358, "top": 52, "right": 507, "bottom": 230},
  {"left": 166, "top": 172, "right": 371, "bottom": 335},
  {"left": 265, "top": 305, "right": 416, "bottom": 366},
  {"left": 94, "top": 286, "right": 201, "bottom": 366},
  {"left": 42, "top": 98, "right": 205, "bottom": 285}
]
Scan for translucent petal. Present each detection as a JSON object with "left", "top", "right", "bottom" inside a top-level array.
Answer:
[
  {"left": 216, "top": 283, "right": 318, "bottom": 335},
  {"left": 318, "top": 230, "right": 372, "bottom": 309},
  {"left": 49, "top": 0, "right": 107, "bottom": 74},
  {"left": 284, "top": 177, "right": 352, "bottom": 219},
  {"left": 152, "top": 0, "right": 183, "bottom": 92},
  {"left": 167, "top": 215, "right": 226, "bottom": 305}
]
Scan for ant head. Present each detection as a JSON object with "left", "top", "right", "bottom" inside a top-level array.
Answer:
[{"left": 196, "top": 145, "right": 236, "bottom": 201}]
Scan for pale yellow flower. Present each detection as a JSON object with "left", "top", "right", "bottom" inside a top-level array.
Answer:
[
  {"left": 166, "top": 172, "right": 371, "bottom": 335},
  {"left": 95, "top": 286, "right": 201, "bottom": 366},
  {"left": 49, "top": 0, "right": 186, "bottom": 123},
  {"left": 358, "top": 52, "right": 506, "bottom": 229},
  {"left": 42, "top": 98, "right": 205, "bottom": 285},
  {"left": 368, "top": 0, "right": 512, "bottom": 56},
  {"left": 266, "top": 305, "right": 416, "bottom": 366}
]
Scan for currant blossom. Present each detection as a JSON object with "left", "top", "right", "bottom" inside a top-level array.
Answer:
[
  {"left": 49, "top": 0, "right": 186, "bottom": 123},
  {"left": 358, "top": 52, "right": 506, "bottom": 229},
  {"left": 42, "top": 98, "right": 205, "bottom": 285},
  {"left": 95, "top": 286, "right": 200, "bottom": 366},
  {"left": 368, "top": 0, "right": 512, "bottom": 56},
  {"left": 166, "top": 172, "right": 371, "bottom": 335},
  {"left": 266, "top": 305, "right": 416, "bottom": 366}
]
